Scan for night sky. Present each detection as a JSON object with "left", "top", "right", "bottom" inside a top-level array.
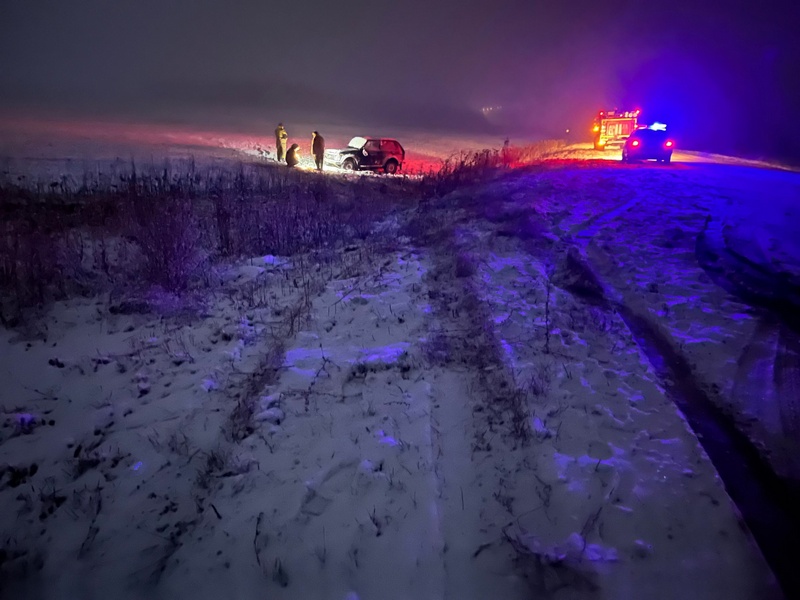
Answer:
[{"left": 1, "top": 0, "right": 798, "bottom": 158}]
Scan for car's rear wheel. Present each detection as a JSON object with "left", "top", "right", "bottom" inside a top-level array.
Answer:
[
  {"left": 384, "top": 159, "right": 399, "bottom": 175},
  {"left": 342, "top": 158, "right": 357, "bottom": 171}
]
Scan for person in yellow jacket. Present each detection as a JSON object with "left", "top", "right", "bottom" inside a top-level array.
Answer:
[
  {"left": 311, "top": 131, "right": 325, "bottom": 171},
  {"left": 274, "top": 123, "right": 288, "bottom": 162}
]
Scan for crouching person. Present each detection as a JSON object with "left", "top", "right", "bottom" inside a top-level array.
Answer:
[{"left": 285, "top": 143, "right": 300, "bottom": 167}]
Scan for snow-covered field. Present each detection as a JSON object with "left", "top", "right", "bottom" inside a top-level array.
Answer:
[
  {"left": 0, "top": 114, "right": 539, "bottom": 180},
  {"left": 1, "top": 116, "right": 797, "bottom": 598}
]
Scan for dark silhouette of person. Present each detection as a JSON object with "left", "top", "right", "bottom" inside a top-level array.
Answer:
[
  {"left": 285, "top": 143, "right": 300, "bottom": 167},
  {"left": 311, "top": 131, "right": 325, "bottom": 171},
  {"left": 275, "top": 123, "right": 288, "bottom": 162}
]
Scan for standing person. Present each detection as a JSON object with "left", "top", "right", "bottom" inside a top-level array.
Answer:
[
  {"left": 502, "top": 137, "right": 511, "bottom": 168},
  {"left": 275, "top": 123, "right": 288, "bottom": 162},
  {"left": 285, "top": 143, "right": 300, "bottom": 168},
  {"left": 311, "top": 131, "right": 325, "bottom": 171}
]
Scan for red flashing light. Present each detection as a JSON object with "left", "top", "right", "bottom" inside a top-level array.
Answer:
[{"left": 665, "top": 140, "right": 674, "bottom": 148}]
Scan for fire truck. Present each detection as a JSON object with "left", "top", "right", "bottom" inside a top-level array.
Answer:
[{"left": 592, "top": 109, "right": 640, "bottom": 151}]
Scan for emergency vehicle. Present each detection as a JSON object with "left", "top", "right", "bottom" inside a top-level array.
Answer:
[{"left": 592, "top": 109, "right": 640, "bottom": 150}]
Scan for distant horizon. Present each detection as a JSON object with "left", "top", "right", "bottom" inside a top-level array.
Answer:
[{"left": 2, "top": 100, "right": 798, "bottom": 167}]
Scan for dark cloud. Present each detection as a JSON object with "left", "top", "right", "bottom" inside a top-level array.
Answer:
[{"left": 1, "top": 0, "right": 798, "bottom": 158}]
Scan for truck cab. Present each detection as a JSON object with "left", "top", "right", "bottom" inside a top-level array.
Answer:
[{"left": 592, "top": 109, "right": 640, "bottom": 151}]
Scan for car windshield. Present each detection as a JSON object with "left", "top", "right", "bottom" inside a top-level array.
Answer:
[
  {"left": 632, "top": 129, "right": 667, "bottom": 140},
  {"left": 347, "top": 136, "right": 367, "bottom": 149}
]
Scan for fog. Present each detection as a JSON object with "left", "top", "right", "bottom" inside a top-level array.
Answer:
[{"left": 1, "top": 0, "right": 798, "bottom": 160}]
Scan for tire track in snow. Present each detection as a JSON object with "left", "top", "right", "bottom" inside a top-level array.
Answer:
[
  {"left": 154, "top": 249, "right": 452, "bottom": 600},
  {"left": 579, "top": 235, "right": 800, "bottom": 599},
  {"left": 421, "top": 255, "right": 532, "bottom": 600},
  {"left": 776, "top": 328, "right": 800, "bottom": 447},
  {"left": 549, "top": 162, "right": 800, "bottom": 596},
  {"left": 448, "top": 223, "right": 780, "bottom": 599}
]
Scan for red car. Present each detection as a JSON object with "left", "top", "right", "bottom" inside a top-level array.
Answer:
[{"left": 325, "top": 136, "right": 405, "bottom": 174}]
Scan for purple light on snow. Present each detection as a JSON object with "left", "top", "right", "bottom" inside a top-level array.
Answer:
[
  {"left": 15, "top": 413, "right": 37, "bottom": 433},
  {"left": 376, "top": 430, "right": 401, "bottom": 447},
  {"left": 16, "top": 413, "right": 35, "bottom": 425}
]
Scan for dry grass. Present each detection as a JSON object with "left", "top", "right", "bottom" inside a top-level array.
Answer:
[
  {"left": 417, "top": 140, "right": 566, "bottom": 198},
  {"left": 0, "top": 140, "right": 565, "bottom": 325},
  {"left": 0, "top": 161, "right": 413, "bottom": 323}
]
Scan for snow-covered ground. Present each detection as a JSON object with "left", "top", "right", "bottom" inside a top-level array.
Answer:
[
  {"left": 1, "top": 234, "right": 780, "bottom": 599},
  {"left": 0, "top": 114, "right": 536, "bottom": 180},
  {"left": 490, "top": 158, "right": 800, "bottom": 482},
  {"left": 1, "top": 116, "right": 796, "bottom": 598}
]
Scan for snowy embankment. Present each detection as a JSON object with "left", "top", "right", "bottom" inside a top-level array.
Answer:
[
  {"left": 473, "top": 155, "right": 800, "bottom": 486},
  {"left": 445, "top": 155, "right": 800, "bottom": 594},
  {"left": 551, "top": 161, "right": 800, "bottom": 485},
  {"left": 446, "top": 222, "right": 778, "bottom": 598}
]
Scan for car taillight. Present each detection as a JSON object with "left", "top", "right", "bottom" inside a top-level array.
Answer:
[
  {"left": 631, "top": 140, "right": 640, "bottom": 147},
  {"left": 665, "top": 140, "right": 674, "bottom": 147}
]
